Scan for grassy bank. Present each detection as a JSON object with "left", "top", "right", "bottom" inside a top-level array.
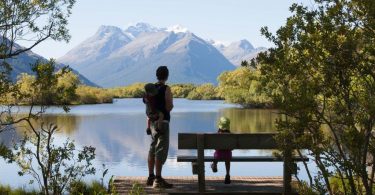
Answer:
[
  {"left": 3, "top": 66, "right": 273, "bottom": 108},
  {"left": 0, "top": 180, "right": 108, "bottom": 195}
]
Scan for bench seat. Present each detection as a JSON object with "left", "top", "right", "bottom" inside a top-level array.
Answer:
[
  {"left": 177, "top": 155, "right": 309, "bottom": 162},
  {"left": 177, "top": 133, "right": 309, "bottom": 193}
]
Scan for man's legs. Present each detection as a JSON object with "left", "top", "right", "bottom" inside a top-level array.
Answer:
[
  {"left": 152, "top": 121, "right": 173, "bottom": 188},
  {"left": 147, "top": 131, "right": 157, "bottom": 186},
  {"left": 148, "top": 154, "right": 155, "bottom": 175},
  {"left": 155, "top": 159, "right": 163, "bottom": 177}
]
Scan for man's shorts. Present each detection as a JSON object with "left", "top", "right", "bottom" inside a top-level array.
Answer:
[{"left": 149, "top": 120, "right": 170, "bottom": 164}]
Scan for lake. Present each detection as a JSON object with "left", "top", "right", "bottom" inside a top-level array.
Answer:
[{"left": 0, "top": 98, "right": 312, "bottom": 188}]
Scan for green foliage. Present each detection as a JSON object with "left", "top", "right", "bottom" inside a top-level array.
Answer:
[
  {"left": 170, "top": 83, "right": 195, "bottom": 98},
  {"left": 0, "top": 0, "right": 75, "bottom": 59},
  {"left": 9, "top": 60, "right": 79, "bottom": 109},
  {"left": 107, "top": 176, "right": 116, "bottom": 195},
  {"left": 69, "top": 180, "right": 107, "bottom": 195},
  {"left": 217, "top": 67, "right": 272, "bottom": 107},
  {"left": 108, "top": 83, "right": 145, "bottom": 98},
  {"left": 128, "top": 182, "right": 145, "bottom": 195},
  {"left": 258, "top": 0, "right": 375, "bottom": 194},
  {"left": 329, "top": 175, "right": 375, "bottom": 195},
  {"left": 12, "top": 123, "right": 96, "bottom": 195},
  {"left": 0, "top": 179, "right": 114, "bottom": 195},
  {"left": 296, "top": 181, "right": 319, "bottom": 195},
  {"left": 0, "top": 184, "right": 39, "bottom": 195},
  {"left": 2, "top": 60, "right": 97, "bottom": 195},
  {"left": 0, "top": 143, "right": 12, "bottom": 159},
  {"left": 75, "top": 86, "right": 113, "bottom": 104},
  {"left": 186, "top": 83, "right": 221, "bottom": 100}
]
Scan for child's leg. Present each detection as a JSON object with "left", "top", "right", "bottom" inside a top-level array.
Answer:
[
  {"left": 211, "top": 160, "right": 218, "bottom": 172},
  {"left": 224, "top": 159, "right": 231, "bottom": 184},
  {"left": 225, "top": 160, "right": 230, "bottom": 175}
]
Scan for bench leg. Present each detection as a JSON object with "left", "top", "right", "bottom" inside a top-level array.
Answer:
[{"left": 197, "top": 134, "right": 205, "bottom": 193}]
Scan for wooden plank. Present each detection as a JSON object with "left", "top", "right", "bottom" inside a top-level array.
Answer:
[
  {"left": 197, "top": 134, "right": 205, "bottom": 193},
  {"left": 113, "top": 176, "right": 299, "bottom": 194},
  {"left": 178, "top": 133, "right": 278, "bottom": 150},
  {"left": 179, "top": 133, "right": 197, "bottom": 149},
  {"left": 177, "top": 155, "right": 309, "bottom": 162}
]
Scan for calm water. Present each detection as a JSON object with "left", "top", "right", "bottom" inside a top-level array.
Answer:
[{"left": 0, "top": 98, "right": 312, "bottom": 188}]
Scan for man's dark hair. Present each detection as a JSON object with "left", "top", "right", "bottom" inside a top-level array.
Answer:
[{"left": 156, "top": 66, "right": 169, "bottom": 81}]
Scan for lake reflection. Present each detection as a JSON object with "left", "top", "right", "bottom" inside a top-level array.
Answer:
[
  {"left": 38, "top": 99, "right": 279, "bottom": 165},
  {"left": 0, "top": 99, "right": 288, "bottom": 187}
]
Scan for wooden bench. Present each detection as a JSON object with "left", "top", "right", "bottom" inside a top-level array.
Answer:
[{"left": 177, "top": 133, "right": 309, "bottom": 194}]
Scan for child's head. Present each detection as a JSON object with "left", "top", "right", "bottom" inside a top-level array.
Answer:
[
  {"left": 218, "top": 117, "right": 230, "bottom": 130},
  {"left": 144, "top": 83, "right": 158, "bottom": 96}
]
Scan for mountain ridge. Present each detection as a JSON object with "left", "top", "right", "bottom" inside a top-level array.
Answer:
[
  {"left": 3, "top": 41, "right": 98, "bottom": 87},
  {"left": 59, "top": 23, "right": 239, "bottom": 87}
]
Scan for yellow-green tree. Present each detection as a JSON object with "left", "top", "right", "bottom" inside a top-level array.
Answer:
[
  {"left": 218, "top": 67, "right": 271, "bottom": 107},
  {"left": 186, "top": 83, "right": 221, "bottom": 100},
  {"left": 258, "top": 0, "right": 375, "bottom": 194},
  {"left": 76, "top": 86, "right": 113, "bottom": 104},
  {"left": 171, "top": 84, "right": 195, "bottom": 98}
]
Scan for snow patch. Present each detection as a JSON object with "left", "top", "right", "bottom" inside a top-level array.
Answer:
[{"left": 166, "top": 25, "right": 188, "bottom": 33}]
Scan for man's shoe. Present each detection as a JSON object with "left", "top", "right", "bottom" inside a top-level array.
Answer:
[
  {"left": 153, "top": 177, "right": 173, "bottom": 188},
  {"left": 224, "top": 174, "right": 231, "bottom": 184},
  {"left": 211, "top": 162, "right": 218, "bottom": 173},
  {"left": 146, "top": 175, "right": 155, "bottom": 186}
]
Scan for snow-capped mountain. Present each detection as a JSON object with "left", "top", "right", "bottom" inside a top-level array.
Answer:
[
  {"left": 59, "top": 25, "right": 133, "bottom": 68},
  {"left": 59, "top": 23, "right": 235, "bottom": 87},
  {"left": 213, "top": 39, "right": 267, "bottom": 66},
  {"left": 166, "top": 25, "right": 189, "bottom": 33},
  {"left": 124, "top": 22, "right": 164, "bottom": 38}
]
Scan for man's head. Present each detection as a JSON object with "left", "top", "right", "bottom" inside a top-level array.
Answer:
[{"left": 156, "top": 66, "right": 169, "bottom": 81}]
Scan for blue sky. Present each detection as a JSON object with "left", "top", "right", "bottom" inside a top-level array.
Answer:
[{"left": 30, "top": 0, "right": 314, "bottom": 59}]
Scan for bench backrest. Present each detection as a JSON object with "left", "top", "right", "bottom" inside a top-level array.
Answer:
[{"left": 178, "top": 133, "right": 278, "bottom": 150}]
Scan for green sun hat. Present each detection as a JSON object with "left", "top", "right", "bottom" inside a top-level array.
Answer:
[{"left": 218, "top": 117, "right": 230, "bottom": 130}]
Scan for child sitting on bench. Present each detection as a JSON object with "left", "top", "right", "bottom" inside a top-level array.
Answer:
[{"left": 211, "top": 116, "right": 232, "bottom": 184}]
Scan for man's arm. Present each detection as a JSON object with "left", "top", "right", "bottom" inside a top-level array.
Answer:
[{"left": 165, "top": 86, "right": 174, "bottom": 112}]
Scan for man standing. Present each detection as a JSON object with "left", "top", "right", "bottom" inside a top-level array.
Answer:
[{"left": 147, "top": 66, "right": 174, "bottom": 188}]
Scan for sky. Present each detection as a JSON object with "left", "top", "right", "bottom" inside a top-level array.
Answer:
[{"left": 28, "top": 0, "right": 315, "bottom": 59}]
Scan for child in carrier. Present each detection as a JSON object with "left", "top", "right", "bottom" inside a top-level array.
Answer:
[
  {"left": 211, "top": 116, "right": 232, "bottom": 184},
  {"left": 143, "top": 83, "right": 164, "bottom": 135}
]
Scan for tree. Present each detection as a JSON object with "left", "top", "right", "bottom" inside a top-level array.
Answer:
[
  {"left": 186, "top": 83, "right": 221, "bottom": 100},
  {"left": 0, "top": 2, "right": 97, "bottom": 194},
  {"left": 170, "top": 84, "right": 196, "bottom": 98},
  {"left": 0, "top": 0, "right": 76, "bottom": 133},
  {"left": 0, "top": 0, "right": 75, "bottom": 59},
  {"left": 12, "top": 123, "right": 95, "bottom": 195},
  {"left": 258, "top": 0, "right": 375, "bottom": 194},
  {"left": 8, "top": 61, "right": 96, "bottom": 195},
  {"left": 217, "top": 67, "right": 271, "bottom": 108}
]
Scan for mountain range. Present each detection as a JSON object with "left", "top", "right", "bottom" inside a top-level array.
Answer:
[
  {"left": 209, "top": 39, "right": 266, "bottom": 66},
  {"left": 5, "top": 23, "right": 265, "bottom": 88},
  {"left": 3, "top": 42, "right": 97, "bottom": 86},
  {"left": 58, "top": 23, "right": 265, "bottom": 87}
]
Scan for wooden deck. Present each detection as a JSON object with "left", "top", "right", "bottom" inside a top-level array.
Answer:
[{"left": 113, "top": 176, "right": 298, "bottom": 194}]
